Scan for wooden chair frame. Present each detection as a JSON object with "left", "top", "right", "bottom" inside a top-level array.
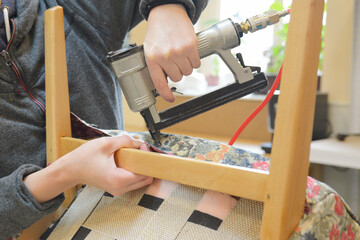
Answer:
[{"left": 19, "top": 0, "right": 324, "bottom": 239}]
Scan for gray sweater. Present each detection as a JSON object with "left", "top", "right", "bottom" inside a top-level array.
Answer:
[{"left": 0, "top": 0, "right": 207, "bottom": 238}]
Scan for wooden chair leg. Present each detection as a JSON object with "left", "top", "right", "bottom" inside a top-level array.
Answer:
[
  {"left": 19, "top": 6, "right": 76, "bottom": 239},
  {"left": 260, "top": 0, "right": 324, "bottom": 239}
]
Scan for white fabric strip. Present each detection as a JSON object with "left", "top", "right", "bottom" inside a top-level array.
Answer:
[
  {"left": 82, "top": 186, "right": 154, "bottom": 240},
  {"left": 176, "top": 197, "right": 263, "bottom": 239},
  {"left": 47, "top": 185, "right": 104, "bottom": 240},
  {"left": 138, "top": 185, "right": 205, "bottom": 240}
]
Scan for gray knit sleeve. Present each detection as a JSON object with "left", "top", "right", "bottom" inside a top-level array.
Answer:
[
  {"left": 0, "top": 164, "right": 64, "bottom": 239},
  {"left": 139, "top": 0, "right": 208, "bottom": 24}
]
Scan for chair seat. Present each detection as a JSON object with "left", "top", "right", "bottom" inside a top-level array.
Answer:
[{"left": 43, "top": 116, "right": 360, "bottom": 240}]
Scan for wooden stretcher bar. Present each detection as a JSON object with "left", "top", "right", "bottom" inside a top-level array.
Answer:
[{"left": 60, "top": 137, "right": 269, "bottom": 202}]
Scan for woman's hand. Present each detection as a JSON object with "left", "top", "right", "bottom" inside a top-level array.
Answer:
[
  {"left": 144, "top": 4, "right": 201, "bottom": 102},
  {"left": 24, "top": 136, "right": 153, "bottom": 203}
]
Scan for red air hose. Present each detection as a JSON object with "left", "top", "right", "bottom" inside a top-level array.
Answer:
[{"left": 228, "top": 64, "right": 283, "bottom": 146}]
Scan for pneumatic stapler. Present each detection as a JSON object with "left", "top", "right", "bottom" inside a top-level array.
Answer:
[{"left": 108, "top": 10, "right": 289, "bottom": 143}]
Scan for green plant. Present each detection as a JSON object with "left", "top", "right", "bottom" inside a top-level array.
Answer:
[
  {"left": 212, "top": 56, "right": 220, "bottom": 76},
  {"left": 266, "top": 1, "right": 326, "bottom": 74}
]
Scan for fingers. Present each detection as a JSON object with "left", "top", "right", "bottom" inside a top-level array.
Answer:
[
  {"left": 171, "top": 55, "right": 194, "bottom": 77},
  {"left": 146, "top": 46, "right": 200, "bottom": 102},
  {"left": 113, "top": 168, "right": 147, "bottom": 183},
  {"left": 97, "top": 135, "right": 143, "bottom": 155},
  {"left": 140, "top": 142, "right": 150, "bottom": 151},
  {"left": 125, "top": 176, "right": 154, "bottom": 193},
  {"left": 187, "top": 47, "right": 201, "bottom": 69},
  {"left": 161, "top": 61, "right": 183, "bottom": 82},
  {"left": 174, "top": 36, "right": 200, "bottom": 71},
  {"left": 143, "top": 4, "right": 201, "bottom": 102},
  {"left": 109, "top": 168, "right": 153, "bottom": 196},
  {"left": 146, "top": 59, "right": 175, "bottom": 102}
]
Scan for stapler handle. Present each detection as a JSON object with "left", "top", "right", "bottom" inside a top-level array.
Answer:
[{"left": 196, "top": 18, "right": 254, "bottom": 83}]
